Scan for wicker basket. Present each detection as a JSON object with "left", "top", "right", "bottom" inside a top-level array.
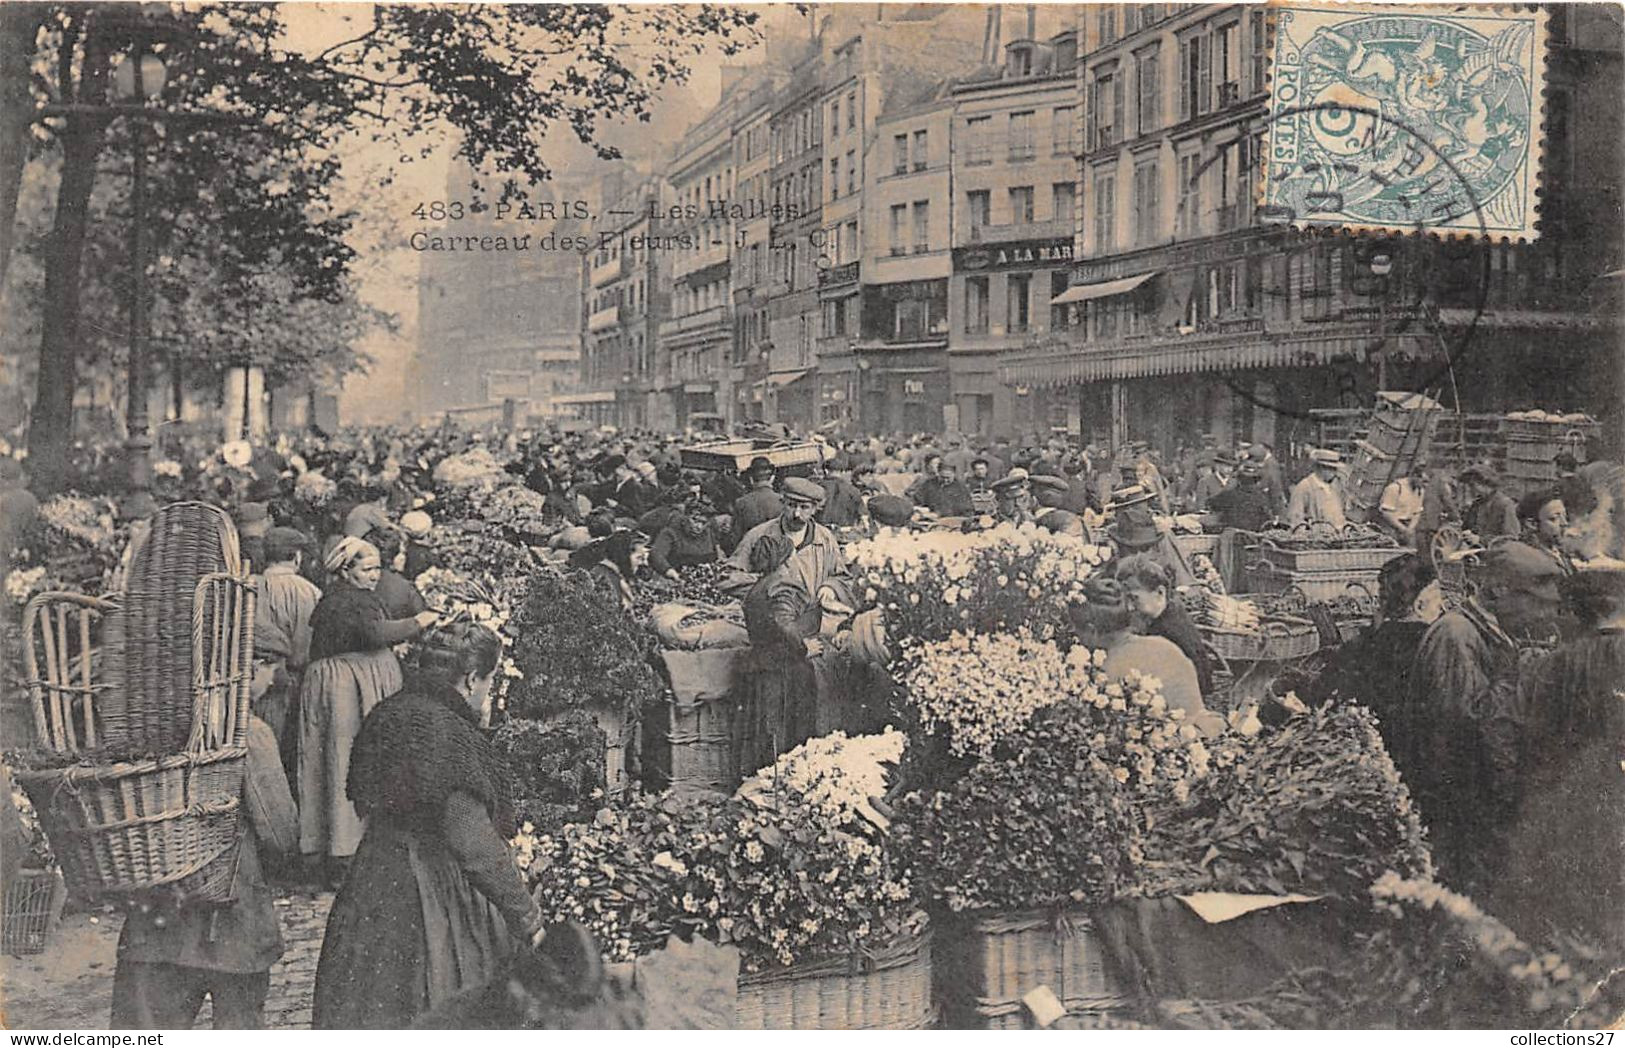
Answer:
[
  {"left": 1502, "top": 415, "right": 1599, "bottom": 443},
  {"left": 13, "top": 573, "right": 256, "bottom": 905},
  {"left": 735, "top": 922, "right": 935, "bottom": 1030},
  {"left": 1244, "top": 562, "right": 1384, "bottom": 605},
  {"left": 103, "top": 502, "right": 243, "bottom": 753},
  {"left": 1201, "top": 617, "right": 1321, "bottom": 662},
  {"left": 1257, "top": 537, "right": 1407, "bottom": 574},
  {"left": 937, "top": 907, "right": 1130, "bottom": 1029},
  {"left": 645, "top": 695, "right": 737, "bottom": 794},
  {"left": 1172, "top": 533, "right": 1219, "bottom": 560},
  {"left": 2, "top": 868, "right": 61, "bottom": 956}
]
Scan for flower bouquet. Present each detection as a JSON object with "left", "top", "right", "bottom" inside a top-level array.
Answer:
[
  {"left": 505, "top": 571, "right": 664, "bottom": 723},
  {"left": 846, "top": 523, "right": 1110, "bottom": 652},
  {"left": 32, "top": 493, "right": 123, "bottom": 594},
  {"left": 737, "top": 728, "right": 907, "bottom": 831}
]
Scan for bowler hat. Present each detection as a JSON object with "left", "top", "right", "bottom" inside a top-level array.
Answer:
[{"left": 1107, "top": 484, "right": 1156, "bottom": 512}]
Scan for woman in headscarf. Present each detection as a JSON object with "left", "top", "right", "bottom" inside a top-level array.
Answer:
[
  {"left": 1066, "top": 576, "right": 1225, "bottom": 737},
  {"left": 580, "top": 529, "right": 650, "bottom": 613},
  {"left": 313, "top": 623, "right": 543, "bottom": 1029},
  {"left": 300, "top": 537, "right": 438, "bottom": 886}
]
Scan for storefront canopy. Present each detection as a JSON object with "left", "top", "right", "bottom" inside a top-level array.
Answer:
[
  {"left": 765, "top": 369, "right": 811, "bottom": 389},
  {"left": 1050, "top": 271, "right": 1160, "bottom": 305},
  {"left": 550, "top": 390, "right": 616, "bottom": 405}
]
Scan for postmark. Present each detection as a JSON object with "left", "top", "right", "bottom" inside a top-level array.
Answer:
[{"left": 1263, "top": 3, "right": 1548, "bottom": 240}]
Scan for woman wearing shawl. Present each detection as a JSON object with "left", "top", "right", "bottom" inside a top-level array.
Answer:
[
  {"left": 313, "top": 624, "right": 542, "bottom": 1028},
  {"left": 299, "top": 537, "right": 437, "bottom": 884}
]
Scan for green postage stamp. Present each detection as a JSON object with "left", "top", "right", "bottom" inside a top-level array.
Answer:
[{"left": 1262, "top": 4, "right": 1548, "bottom": 240}]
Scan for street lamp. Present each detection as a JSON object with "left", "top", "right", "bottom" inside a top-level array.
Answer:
[
  {"left": 1368, "top": 248, "right": 1394, "bottom": 392},
  {"left": 111, "top": 43, "right": 168, "bottom": 520}
]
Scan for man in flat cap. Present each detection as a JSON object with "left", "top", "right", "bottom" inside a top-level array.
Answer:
[
  {"left": 1406, "top": 541, "right": 1566, "bottom": 892},
  {"left": 1287, "top": 449, "right": 1348, "bottom": 529},
  {"left": 990, "top": 469, "right": 1040, "bottom": 526},
  {"left": 729, "top": 476, "right": 849, "bottom": 608}
]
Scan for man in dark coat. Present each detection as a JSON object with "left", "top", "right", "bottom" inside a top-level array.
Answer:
[
  {"left": 817, "top": 465, "right": 866, "bottom": 527},
  {"left": 1208, "top": 461, "right": 1275, "bottom": 532},
  {"left": 913, "top": 460, "right": 975, "bottom": 517},
  {"left": 1460, "top": 464, "right": 1519, "bottom": 540},
  {"left": 730, "top": 458, "right": 782, "bottom": 547},
  {"left": 112, "top": 718, "right": 298, "bottom": 1028}
]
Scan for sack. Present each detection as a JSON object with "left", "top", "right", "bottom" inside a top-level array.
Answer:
[{"left": 661, "top": 648, "right": 748, "bottom": 705}]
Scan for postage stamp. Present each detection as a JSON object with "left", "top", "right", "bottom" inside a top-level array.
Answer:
[{"left": 1262, "top": 4, "right": 1548, "bottom": 240}]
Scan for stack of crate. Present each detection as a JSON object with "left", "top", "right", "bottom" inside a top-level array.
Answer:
[
  {"left": 1345, "top": 392, "right": 1444, "bottom": 518},
  {"left": 1501, "top": 412, "right": 1598, "bottom": 497}
]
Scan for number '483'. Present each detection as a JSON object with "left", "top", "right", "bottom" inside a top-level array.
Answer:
[{"left": 412, "top": 201, "right": 464, "bottom": 221}]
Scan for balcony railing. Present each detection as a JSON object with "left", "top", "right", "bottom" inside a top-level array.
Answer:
[
  {"left": 587, "top": 304, "right": 621, "bottom": 333},
  {"left": 590, "top": 255, "right": 623, "bottom": 288},
  {"left": 659, "top": 304, "right": 730, "bottom": 339},
  {"left": 968, "top": 217, "right": 1073, "bottom": 243}
]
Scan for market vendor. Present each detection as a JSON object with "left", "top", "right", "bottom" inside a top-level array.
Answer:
[
  {"left": 1207, "top": 460, "right": 1274, "bottom": 533},
  {"left": 1460, "top": 464, "right": 1519, "bottom": 540},
  {"left": 966, "top": 458, "right": 997, "bottom": 516},
  {"left": 728, "top": 477, "right": 848, "bottom": 606},
  {"left": 1378, "top": 459, "right": 1429, "bottom": 547},
  {"left": 990, "top": 468, "right": 1040, "bottom": 525},
  {"left": 815, "top": 461, "right": 867, "bottom": 528},
  {"left": 1515, "top": 487, "right": 1576, "bottom": 575},
  {"left": 1114, "top": 554, "right": 1213, "bottom": 701},
  {"left": 1286, "top": 449, "right": 1348, "bottom": 529},
  {"left": 740, "top": 534, "right": 826, "bottom": 769},
  {"left": 1107, "top": 484, "right": 1200, "bottom": 588},
  {"left": 650, "top": 497, "right": 722, "bottom": 578}
]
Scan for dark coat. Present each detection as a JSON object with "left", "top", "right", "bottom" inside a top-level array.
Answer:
[{"left": 308, "top": 582, "right": 423, "bottom": 663}]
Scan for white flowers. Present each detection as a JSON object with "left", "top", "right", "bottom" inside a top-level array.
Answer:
[
  {"left": 220, "top": 440, "right": 254, "bottom": 469},
  {"left": 738, "top": 728, "right": 907, "bottom": 830},
  {"left": 152, "top": 459, "right": 183, "bottom": 479},
  {"left": 5, "top": 566, "right": 47, "bottom": 605}
]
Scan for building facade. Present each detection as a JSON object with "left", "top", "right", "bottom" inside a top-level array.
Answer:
[
  {"left": 762, "top": 50, "right": 825, "bottom": 428},
  {"left": 1001, "top": 3, "right": 1622, "bottom": 455}
]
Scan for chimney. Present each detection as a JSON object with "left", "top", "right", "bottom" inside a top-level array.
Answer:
[{"left": 1026, "top": 4, "right": 1036, "bottom": 40}]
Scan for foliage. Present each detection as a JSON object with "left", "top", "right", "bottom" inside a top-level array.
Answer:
[
  {"left": 495, "top": 713, "right": 607, "bottom": 836},
  {"left": 847, "top": 522, "right": 1109, "bottom": 652},
  {"left": 892, "top": 700, "right": 1137, "bottom": 914},
  {"left": 505, "top": 570, "right": 663, "bottom": 720},
  {"left": 1137, "top": 704, "right": 1433, "bottom": 899}
]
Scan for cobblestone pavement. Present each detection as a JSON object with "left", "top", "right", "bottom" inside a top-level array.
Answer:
[{"left": 0, "top": 889, "right": 333, "bottom": 1031}]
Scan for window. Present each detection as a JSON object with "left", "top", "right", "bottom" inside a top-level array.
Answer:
[
  {"left": 1009, "top": 44, "right": 1033, "bottom": 77},
  {"left": 829, "top": 158, "right": 840, "bottom": 200},
  {"left": 1133, "top": 160, "right": 1159, "bottom": 245},
  {"left": 1089, "top": 67, "right": 1123, "bottom": 149},
  {"left": 847, "top": 91, "right": 856, "bottom": 130},
  {"left": 913, "top": 129, "right": 928, "bottom": 171},
  {"left": 1293, "top": 244, "right": 1341, "bottom": 321},
  {"left": 1009, "top": 111, "right": 1035, "bottom": 161},
  {"left": 1177, "top": 150, "right": 1202, "bottom": 235},
  {"left": 965, "top": 116, "right": 993, "bottom": 165},
  {"left": 889, "top": 204, "right": 908, "bottom": 256},
  {"left": 1050, "top": 270, "right": 1072, "bottom": 330},
  {"left": 1249, "top": 10, "right": 1267, "bottom": 96},
  {"left": 823, "top": 296, "right": 848, "bottom": 336},
  {"left": 1093, "top": 171, "right": 1116, "bottom": 251},
  {"left": 965, "top": 276, "right": 989, "bottom": 333},
  {"left": 1136, "top": 45, "right": 1161, "bottom": 136},
  {"left": 893, "top": 134, "right": 909, "bottom": 175},
  {"left": 846, "top": 150, "right": 856, "bottom": 194},
  {"left": 843, "top": 220, "right": 859, "bottom": 263},
  {"left": 912, "top": 201, "right": 930, "bottom": 253},
  {"left": 1052, "top": 181, "right": 1076, "bottom": 224},
  {"left": 1052, "top": 106, "right": 1077, "bottom": 155},
  {"left": 967, "top": 189, "right": 991, "bottom": 228},
  {"left": 1097, "top": 6, "right": 1117, "bottom": 46},
  {"left": 831, "top": 99, "right": 839, "bottom": 135},
  {"left": 893, "top": 297, "right": 945, "bottom": 340},
  {"left": 1009, "top": 185, "right": 1035, "bottom": 224},
  {"left": 1008, "top": 273, "right": 1032, "bottom": 333},
  {"left": 1179, "top": 31, "right": 1213, "bottom": 119},
  {"left": 1214, "top": 22, "right": 1238, "bottom": 106}
]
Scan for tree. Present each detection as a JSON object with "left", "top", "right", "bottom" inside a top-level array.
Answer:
[{"left": 16, "top": 2, "right": 763, "bottom": 494}]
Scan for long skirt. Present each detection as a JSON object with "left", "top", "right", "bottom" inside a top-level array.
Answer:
[
  {"left": 312, "top": 820, "right": 512, "bottom": 1029},
  {"left": 297, "top": 649, "right": 402, "bottom": 857}
]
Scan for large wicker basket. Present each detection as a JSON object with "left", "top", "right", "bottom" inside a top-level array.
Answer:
[
  {"left": 734, "top": 922, "right": 935, "bottom": 1029},
  {"left": 937, "top": 907, "right": 1130, "bottom": 1029},
  {"left": 103, "top": 502, "right": 244, "bottom": 753},
  {"left": 2, "top": 868, "right": 62, "bottom": 956},
  {"left": 1201, "top": 617, "right": 1321, "bottom": 662},
  {"left": 14, "top": 572, "right": 256, "bottom": 905},
  {"left": 1256, "top": 535, "right": 1406, "bottom": 574},
  {"left": 646, "top": 649, "right": 747, "bottom": 794}
]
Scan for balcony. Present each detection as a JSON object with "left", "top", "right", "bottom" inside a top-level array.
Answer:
[
  {"left": 587, "top": 304, "right": 621, "bottom": 333},
  {"left": 590, "top": 254, "right": 622, "bottom": 288},
  {"left": 659, "top": 304, "right": 730, "bottom": 341},
  {"left": 674, "top": 237, "right": 730, "bottom": 281},
  {"left": 818, "top": 260, "right": 861, "bottom": 288}
]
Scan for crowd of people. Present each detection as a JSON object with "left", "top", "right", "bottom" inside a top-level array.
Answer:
[{"left": 5, "top": 416, "right": 1621, "bottom": 1029}]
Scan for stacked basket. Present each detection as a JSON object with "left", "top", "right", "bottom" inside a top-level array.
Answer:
[
  {"left": 13, "top": 503, "right": 256, "bottom": 906},
  {"left": 1501, "top": 412, "right": 1597, "bottom": 497},
  {"left": 936, "top": 908, "right": 1129, "bottom": 1029},
  {"left": 1346, "top": 392, "right": 1442, "bottom": 518}
]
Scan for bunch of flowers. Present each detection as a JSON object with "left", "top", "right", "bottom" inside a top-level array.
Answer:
[
  {"left": 847, "top": 522, "right": 1109, "bottom": 649},
  {"left": 470, "top": 483, "right": 553, "bottom": 540},
  {"left": 38, "top": 494, "right": 116, "bottom": 549},
  {"left": 900, "top": 630, "right": 1094, "bottom": 758},
  {"left": 498, "top": 713, "right": 610, "bottom": 834},
  {"left": 1059, "top": 666, "right": 1215, "bottom": 810},
  {"left": 413, "top": 566, "right": 523, "bottom": 703},
  {"left": 738, "top": 728, "right": 907, "bottom": 831},
  {"left": 505, "top": 570, "right": 663, "bottom": 720},
  {"left": 422, "top": 521, "right": 539, "bottom": 579},
  {"left": 892, "top": 699, "right": 1138, "bottom": 914},
  {"left": 1136, "top": 703, "right": 1432, "bottom": 899},
  {"left": 293, "top": 469, "right": 337, "bottom": 507},
  {"left": 5, "top": 566, "right": 50, "bottom": 606},
  {"left": 33, "top": 493, "right": 123, "bottom": 593}
]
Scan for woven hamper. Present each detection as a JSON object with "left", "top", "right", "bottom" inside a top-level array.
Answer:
[
  {"left": 734, "top": 922, "right": 935, "bottom": 1030},
  {"left": 937, "top": 908, "right": 1130, "bottom": 1029},
  {"left": 14, "top": 570, "right": 256, "bottom": 905},
  {"left": 2, "top": 868, "right": 61, "bottom": 956},
  {"left": 103, "top": 502, "right": 244, "bottom": 753},
  {"left": 650, "top": 649, "right": 747, "bottom": 794}
]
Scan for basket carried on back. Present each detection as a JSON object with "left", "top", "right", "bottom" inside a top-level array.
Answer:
[
  {"left": 13, "top": 570, "right": 257, "bottom": 906},
  {"left": 103, "top": 502, "right": 243, "bottom": 753}
]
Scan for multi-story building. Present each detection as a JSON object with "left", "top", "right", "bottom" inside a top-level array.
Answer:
[
  {"left": 1002, "top": 3, "right": 1621, "bottom": 454},
  {"left": 812, "top": 8, "right": 987, "bottom": 434},
  {"left": 573, "top": 177, "right": 673, "bottom": 429},
  {"left": 763, "top": 47, "right": 824, "bottom": 427},
  {"left": 947, "top": 28, "right": 1080, "bottom": 437},
  {"left": 659, "top": 81, "right": 748, "bottom": 430},
  {"left": 415, "top": 161, "right": 590, "bottom": 421},
  {"left": 729, "top": 73, "right": 785, "bottom": 427}
]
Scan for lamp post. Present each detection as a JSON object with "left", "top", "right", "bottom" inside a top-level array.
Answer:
[
  {"left": 1369, "top": 248, "right": 1394, "bottom": 393},
  {"left": 111, "top": 44, "right": 167, "bottom": 520}
]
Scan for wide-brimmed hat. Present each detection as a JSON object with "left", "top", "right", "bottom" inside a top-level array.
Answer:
[
  {"left": 781, "top": 476, "right": 826, "bottom": 505},
  {"left": 991, "top": 468, "right": 1032, "bottom": 494},
  {"left": 1237, "top": 460, "right": 1264, "bottom": 479},
  {"left": 598, "top": 453, "right": 627, "bottom": 474},
  {"left": 1309, "top": 449, "right": 1344, "bottom": 467},
  {"left": 1106, "top": 484, "right": 1157, "bottom": 512},
  {"left": 1108, "top": 516, "right": 1163, "bottom": 549}
]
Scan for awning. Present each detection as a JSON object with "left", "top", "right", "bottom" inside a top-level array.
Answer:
[
  {"left": 766, "top": 369, "right": 811, "bottom": 389},
  {"left": 1051, "top": 271, "right": 1160, "bottom": 305},
  {"left": 550, "top": 390, "right": 616, "bottom": 405}
]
